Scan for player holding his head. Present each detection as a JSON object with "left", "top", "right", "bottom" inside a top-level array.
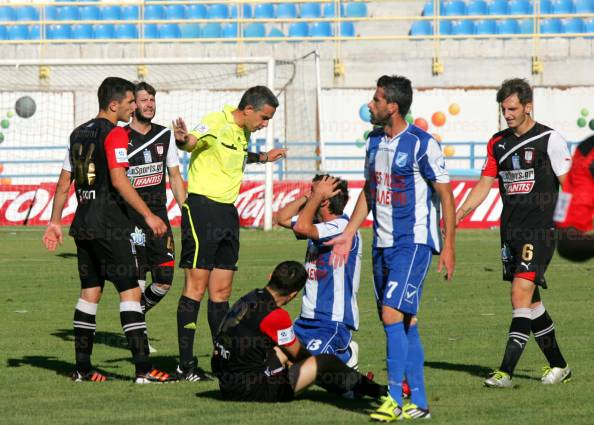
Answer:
[
  {"left": 211, "top": 261, "right": 386, "bottom": 402},
  {"left": 42, "top": 77, "right": 172, "bottom": 383},
  {"left": 276, "top": 174, "right": 361, "bottom": 368},
  {"left": 329, "top": 75, "right": 456, "bottom": 421},
  {"left": 172, "top": 86, "right": 287, "bottom": 381},
  {"left": 125, "top": 82, "right": 186, "bottom": 340},
  {"left": 457, "top": 78, "right": 572, "bottom": 387}
]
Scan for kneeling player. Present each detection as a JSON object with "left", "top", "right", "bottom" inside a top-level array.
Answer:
[
  {"left": 276, "top": 175, "right": 360, "bottom": 368},
  {"left": 211, "top": 261, "right": 386, "bottom": 402}
]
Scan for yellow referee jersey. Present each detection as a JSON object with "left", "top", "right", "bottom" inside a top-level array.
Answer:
[{"left": 187, "top": 105, "right": 251, "bottom": 204}]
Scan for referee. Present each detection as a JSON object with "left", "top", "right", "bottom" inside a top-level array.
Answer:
[{"left": 172, "top": 86, "right": 287, "bottom": 381}]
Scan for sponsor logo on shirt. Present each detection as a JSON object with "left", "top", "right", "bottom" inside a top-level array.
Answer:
[
  {"left": 499, "top": 168, "right": 535, "bottom": 195},
  {"left": 277, "top": 326, "right": 295, "bottom": 345},
  {"left": 127, "top": 162, "right": 164, "bottom": 188},
  {"left": 115, "top": 148, "right": 128, "bottom": 164}
]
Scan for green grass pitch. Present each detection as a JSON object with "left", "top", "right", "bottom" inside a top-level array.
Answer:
[{"left": 1, "top": 227, "right": 593, "bottom": 424}]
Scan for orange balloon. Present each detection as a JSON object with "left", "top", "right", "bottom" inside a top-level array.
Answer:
[
  {"left": 414, "top": 117, "right": 429, "bottom": 131},
  {"left": 0, "top": 163, "right": 3, "bottom": 174},
  {"left": 0, "top": 177, "right": 11, "bottom": 185},
  {"left": 432, "top": 111, "right": 446, "bottom": 127},
  {"left": 444, "top": 145, "right": 455, "bottom": 157},
  {"left": 448, "top": 103, "right": 460, "bottom": 115},
  {"left": 432, "top": 133, "right": 442, "bottom": 142}
]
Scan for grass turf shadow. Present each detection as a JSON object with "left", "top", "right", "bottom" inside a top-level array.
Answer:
[
  {"left": 6, "top": 355, "right": 130, "bottom": 381},
  {"left": 425, "top": 360, "right": 539, "bottom": 381}
]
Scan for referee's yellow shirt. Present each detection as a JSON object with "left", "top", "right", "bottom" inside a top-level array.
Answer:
[{"left": 187, "top": 105, "right": 251, "bottom": 204}]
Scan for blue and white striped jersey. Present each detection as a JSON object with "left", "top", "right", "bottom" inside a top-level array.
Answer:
[{"left": 365, "top": 125, "right": 450, "bottom": 252}]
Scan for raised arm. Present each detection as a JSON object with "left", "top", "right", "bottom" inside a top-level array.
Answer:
[{"left": 275, "top": 194, "right": 308, "bottom": 229}]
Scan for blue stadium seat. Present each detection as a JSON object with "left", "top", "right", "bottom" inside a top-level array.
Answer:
[
  {"left": 497, "top": 19, "right": 520, "bottom": 33},
  {"left": 45, "top": 6, "right": 59, "bottom": 21},
  {"left": 584, "top": 18, "right": 594, "bottom": 32},
  {"left": 80, "top": 6, "right": 100, "bottom": 21},
  {"left": 540, "top": 0, "right": 554, "bottom": 13},
  {"left": 438, "top": 19, "right": 453, "bottom": 34},
  {"left": 255, "top": 4, "right": 275, "bottom": 19},
  {"left": 180, "top": 23, "right": 200, "bottom": 38},
  {"left": 48, "top": 24, "right": 72, "bottom": 39},
  {"left": 310, "top": 21, "right": 332, "bottom": 37},
  {"left": 563, "top": 18, "right": 585, "bottom": 32},
  {"left": 0, "top": 25, "right": 6, "bottom": 40},
  {"left": 29, "top": 25, "right": 41, "bottom": 40},
  {"left": 341, "top": 21, "right": 356, "bottom": 36},
  {"left": 323, "top": 2, "right": 345, "bottom": 17},
  {"left": 207, "top": 4, "right": 229, "bottom": 19},
  {"left": 288, "top": 22, "right": 310, "bottom": 38},
  {"left": 517, "top": 19, "right": 534, "bottom": 33},
  {"left": 16, "top": 6, "right": 39, "bottom": 21},
  {"left": 552, "top": 0, "right": 575, "bottom": 13},
  {"left": 345, "top": 2, "right": 368, "bottom": 17},
  {"left": 57, "top": 6, "right": 79, "bottom": 21},
  {"left": 159, "top": 23, "right": 180, "bottom": 38},
  {"left": 71, "top": 24, "right": 93, "bottom": 39},
  {"left": 223, "top": 23, "right": 238, "bottom": 38},
  {"left": 114, "top": 24, "right": 138, "bottom": 39},
  {"left": 509, "top": 0, "right": 533, "bottom": 14},
  {"left": 422, "top": 1, "right": 446, "bottom": 16},
  {"left": 0, "top": 7, "right": 16, "bottom": 22},
  {"left": 444, "top": 0, "right": 466, "bottom": 15},
  {"left": 489, "top": 0, "right": 509, "bottom": 14},
  {"left": 540, "top": 18, "right": 563, "bottom": 33},
  {"left": 410, "top": 20, "right": 433, "bottom": 35},
  {"left": 166, "top": 5, "right": 186, "bottom": 20},
  {"left": 475, "top": 19, "right": 497, "bottom": 34},
  {"left": 267, "top": 27, "right": 284, "bottom": 40},
  {"left": 243, "top": 22, "right": 265, "bottom": 38},
  {"left": 301, "top": 3, "right": 323, "bottom": 18},
  {"left": 7, "top": 25, "right": 29, "bottom": 40},
  {"left": 121, "top": 6, "right": 139, "bottom": 21},
  {"left": 186, "top": 4, "right": 207, "bottom": 19},
  {"left": 230, "top": 4, "right": 253, "bottom": 18},
  {"left": 145, "top": 5, "right": 165, "bottom": 20},
  {"left": 452, "top": 19, "right": 475, "bottom": 34},
  {"left": 277, "top": 3, "right": 298, "bottom": 18},
  {"left": 467, "top": 0, "right": 488, "bottom": 15},
  {"left": 94, "top": 24, "right": 115, "bottom": 39},
  {"left": 143, "top": 24, "right": 159, "bottom": 39},
  {"left": 202, "top": 22, "right": 223, "bottom": 38},
  {"left": 101, "top": 6, "right": 120, "bottom": 21},
  {"left": 575, "top": 0, "right": 593, "bottom": 13}
]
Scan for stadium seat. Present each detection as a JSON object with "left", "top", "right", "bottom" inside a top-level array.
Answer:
[
  {"left": 94, "top": 23, "right": 115, "bottom": 39},
  {"left": 341, "top": 21, "right": 356, "bottom": 36},
  {"left": 345, "top": 2, "right": 368, "bottom": 17},
  {"left": 243, "top": 22, "right": 266, "bottom": 39},
  {"left": 444, "top": 0, "right": 467, "bottom": 16},
  {"left": 186, "top": 4, "right": 207, "bottom": 19},
  {"left": 301, "top": 3, "right": 323, "bottom": 18},
  {"left": 475, "top": 19, "right": 497, "bottom": 34},
  {"left": 121, "top": 6, "right": 140, "bottom": 21},
  {"left": 0, "top": 25, "right": 6, "bottom": 40},
  {"left": 422, "top": 1, "right": 446, "bottom": 16},
  {"left": 563, "top": 18, "right": 585, "bottom": 32},
  {"left": 509, "top": 0, "right": 533, "bottom": 15},
  {"left": 166, "top": 5, "right": 186, "bottom": 20},
  {"left": 145, "top": 5, "right": 165, "bottom": 20},
  {"left": 202, "top": 22, "right": 223, "bottom": 38},
  {"left": 230, "top": 4, "right": 253, "bottom": 18},
  {"left": 114, "top": 24, "right": 138, "bottom": 39},
  {"left": 488, "top": 0, "right": 509, "bottom": 15},
  {"left": 467, "top": 0, "right": 488, "bottom": 15},
  {"left": 16, "top": 6, "right": 39, "bottom": 21},
  {"left": 438, "top": 19, "right": 453, "bottom": 34},
  {"left": 45, "top": 6, "right": 59, "bottom": 21},
  {"left": 497, "top": 19, "right": 520, "bottom": 34},
  {"left": 575, "top": 0, "right": 594, "bottom": 13},
  {"left": 56, "top": 6, "right": 79, "bottom": 21},
  {"left": 517, "top": 19, "right": 534, "bottom": 33},
  {"left": 310, "top": 21, "right": 332, "bottom": 38},
  {"left": 71, "top": 24, "right": 93, "bottom": 39},
  {"left": 143, "top": 24, "right": 159, "bottom": 39},
  {"left": 79, "top": 6, "right": 100, "bottom": 21},
  {"left": 540, "top": 0, "right": 554, "bottom": 13},
  {"left": 207, "top": 4, "right": 229, "bottom": 19},
  {"left": 29, "top": 25, "right": 41, "bottom": 40},
  {"left": 255, "top": 4, "right": 275, "bottom": 19},
  {"left": 0, "top": 6, "right": 16, "bottom": 22},
  {"left": 452, "top": 19, "right": 475, "bottom": 34},
  {"left": 180, "top": 23, "right": 200, "bottom": 38},
  {"left": 288, "top": 22, "right": 310, "bottom": 38},
  {"left": 540, "top": 18, "right": 563, "bottom": 33},
  {"left": 584, "top": 18, "right": 594, "bottom": 32},
  {"left": 323, "top": 3, "right": 345, "bottom": 17},
  {"left": 101, "top": 6, "right": 120, "bottom": 21},
  {"left": 48, "top": 24, "right": 72, "bottom": 39},
  {"left": 221, "top": 23, "right": 237, "bottom": 38},
  {"left": 159, "top": 23, "right": 181, "bottom": 38},
  {"left": 267, "top": 27, "right": 284, "bottom": 40},
  {"left": 276, "top": 3, "right": 298, "bottom": 18},
  {"left": 410, "top": 20, "right": 433, "bottom": 35},
  {"left": 552, "top": 0, "right": 575, "bottom": 13},
  {"left": 7, "top": 25, "right": 30, "bottom": 40}
]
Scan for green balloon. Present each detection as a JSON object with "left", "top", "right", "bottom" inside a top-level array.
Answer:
[
  {"left": 6, "top": 111, "right": 13, "bottom": 118},
  {"left": 1, "top": 119, "right": 9, "bottom": 129},
  {"left": 590, "top": 119, "right": 594, "bottom": 131},
  {"left": 355, "top": 139, "right": 365, "bottom": 148},
  {"left": 0, "top": 132, "right": 4, "bottom": 143},
  {"left": 405, "top": 114, "right": 414, "bottom": 124},
  {"left": 363, "top": 130, "right": 371, "bottom": 140},
  {"left": 577, "top": 117, "right": 587, "bottom": 128},
  {"left": 581, "top": 108, "right": 589, "bottom": 117}
]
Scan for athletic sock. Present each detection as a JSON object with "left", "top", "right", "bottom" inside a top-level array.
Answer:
[
  {"left": 177, "top": 295, "right": 200, "bottom": 365},
  {"left": 385, "top": 321, "right": 408, "bottom": 406},
  {"left": 142, "top": 284, "right": 170, "bottom": 314},
  {"left": 500, "top": 308, "right": 532, "bottom": 376},
  {"left": 120, "top": 301, "right": 151, "bottom": 375},
  {"left": 207, "top": 300, "right": 229, "bottom": 342},
  {"left": 406, "top": 324, "right": 428, "bottom": 410},
  {"left": 531, "top": 303, "right": 567, "bottom": 368},
  {"left": 73, "top": 298, "right": 97, "bottom": 373}
]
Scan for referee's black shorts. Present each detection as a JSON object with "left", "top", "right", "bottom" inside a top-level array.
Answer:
[{"left": 179, "top": 193, "right": 239, "bottom": 271}]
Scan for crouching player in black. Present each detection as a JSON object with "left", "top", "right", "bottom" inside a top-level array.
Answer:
[{"left": 211, "top": 261, "right": 387, "bottom": 402}]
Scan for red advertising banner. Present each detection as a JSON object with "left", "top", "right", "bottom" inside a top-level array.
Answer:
[{"left": 0, "top": 180, "right": 501, "bottom": 228}]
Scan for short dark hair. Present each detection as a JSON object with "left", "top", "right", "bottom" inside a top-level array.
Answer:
[
  {"left": 267, "top": 261, "right": 307, "bottom": 296},
  {"left": 313, "top": 174, "right": 349, "bottom": 215},
  {"left": 377, "top": 75, "right": 413, "bottom": 118},
  {"left": 496, "top": 78, "right": 533, "bottom": 105},
  {"left": 135, "top": 81, "right": 156, "bottom": 97},
  {"left": 97, "top": 77, "right": 135, "bottom": 110},
  {"left": 238, "top": 86, "right": 279, "bottom": 111}
]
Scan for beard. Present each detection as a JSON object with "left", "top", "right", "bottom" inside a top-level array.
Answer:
[
  {"left": 134, "top": 109, "right": 153, "bottom": 124},
  {"left": 370, "top": 112, "right": 389, "bottom": 126}
]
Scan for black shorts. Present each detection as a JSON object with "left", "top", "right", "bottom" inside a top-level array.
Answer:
[
  {"left": 129, "top": 207, "right": 175, "bottom": 280},
  {"left": 501, "top": 228, "right": 556, "bottom": 288},
  {"left": 75, "top": 235, "right": 139, "bottom": 292},
  {"left": 179, "top": 194, "right": 239, "bottom": 270},
  {"left": 218, "top": 371, "right": 295, "bottom": 403}
]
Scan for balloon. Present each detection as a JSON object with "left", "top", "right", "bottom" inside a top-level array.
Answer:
[
  {"left": 581, "top": 108, "right": 589, "bottom": 117},
  {"left": 432, "top": 111, "right": 446, "bottom": 127},
  {"left": 444, "top": 145, "right": 455, "bottom": 157},
  {"left": 405, "top": 113, "right": 414, "bottom": 124},
  {"left": 432, "top": 133, "right": 442, "bottom": 142},
  {"left": 414, "top": 117, "right": 428, "bottom": 131},
  {"left": 448, "top": 103, "right": 460, "bottom": 115},
  {"left": 359, "top": 104, "right": 371, "bottom": 122},
  {"left": 577, "top": 117, "right": 587, "bottom": 128},
  {"left": 590, "top": 119, "right": 594, "bottom": 131}
]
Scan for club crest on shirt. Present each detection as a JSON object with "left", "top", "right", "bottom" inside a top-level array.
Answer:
[
  {"left": 523, "top": 147, "right": 535, "bottom": 166},
  {"left": 155, "top": 143, "right": 164, "bottom": 156},
  {"left": 395, "top": 152, "right": 408, "bottom": 167}
]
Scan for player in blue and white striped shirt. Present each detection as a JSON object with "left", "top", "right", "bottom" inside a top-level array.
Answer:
[
  {"left": 276, "top": 175, "right": 361, "bottom": 368},
  {"left": 329, "top": 75, "right": 456, "bottom": 421}
]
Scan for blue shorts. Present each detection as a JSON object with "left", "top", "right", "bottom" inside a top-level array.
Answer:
[
  {"left": 293, "top": 318, "right": 353, "bottom": 364},
  {"left": 372, "top": 244, "right": 433, "bottom": 315}
]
